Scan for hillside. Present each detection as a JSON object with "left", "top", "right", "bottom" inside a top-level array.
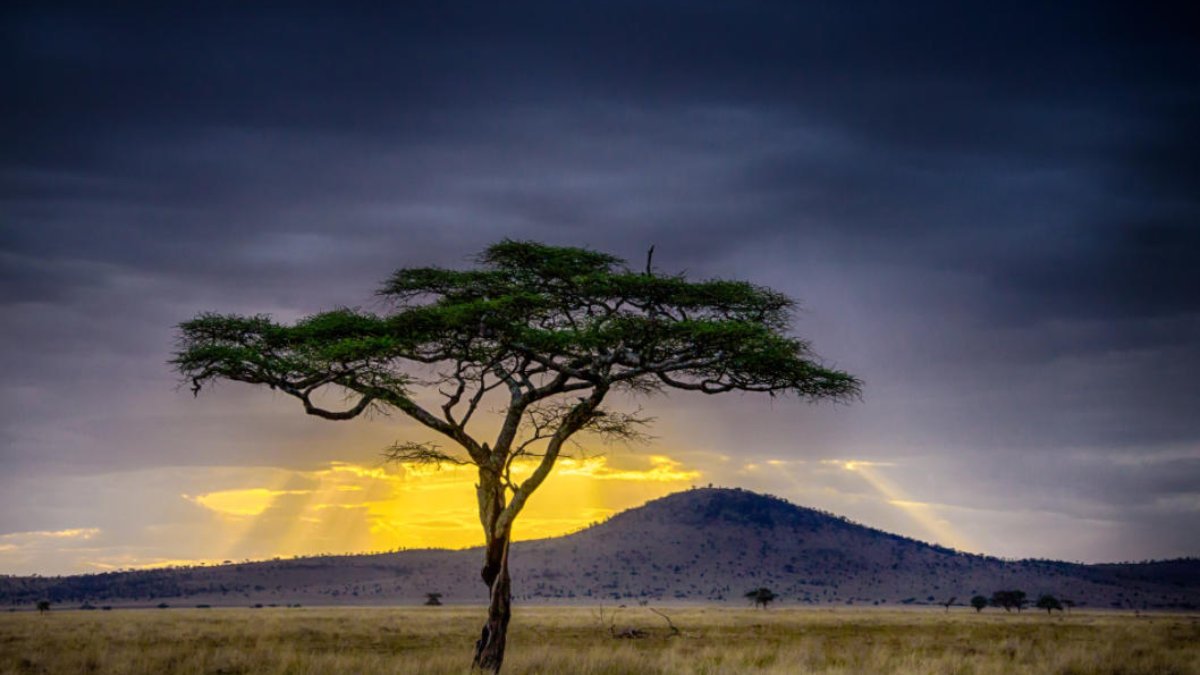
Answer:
[{"left": 3, "top": 488, "right": 1198, "bottom": 610}]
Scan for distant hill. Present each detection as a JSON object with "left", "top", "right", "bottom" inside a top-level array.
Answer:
[{"left": 3, "top": 488, "right": 1198, "bottom": 610}]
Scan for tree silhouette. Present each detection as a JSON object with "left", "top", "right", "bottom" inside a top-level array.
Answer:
[
  {"left": 36, "top": 600, "right": 50, "bottom": 613},
  {"left": 746, "top": 587, "right": 778, "bottom": 609},
  {"left": 1013, "top": 590, "right": 1029, "bottom": 613},
  {"left": 1036, "top": 594, "right": 1063, "bottom": 615},
  {"left": 941, "top": 596, "right": 957, "bottom": 613},
  {"left": 990, "top": 590, "right": 1028, "bottom": 613},
  {"left": 172, "top": 240, "right": 858, "bottom": 672},
  {"left": 424, "top": 592, "right": 443, "bottom": 606},
  {"left": 970, "top": 595, "right": 988, "bottom": 612}
]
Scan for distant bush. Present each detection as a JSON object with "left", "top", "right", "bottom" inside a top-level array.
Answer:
[
  {"left": 1036, "top": 594, "right": 1063, "bottom": 615},
  {"left": 745, "top": 587, "right": 778, "bottom": 609}
]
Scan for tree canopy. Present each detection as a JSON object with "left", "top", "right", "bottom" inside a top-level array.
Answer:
[
  {"left": 991, "top": 590, "right": 1029, "bottom": 613},
  {"left": 745, "top": 587, "right": 779, "bottom": 609},
  {"left": 173, "top": 240, "right": 859, "bottom": 523},
  {"left": 1036, "top": 594, "right": 1063, "bottom": 615}
]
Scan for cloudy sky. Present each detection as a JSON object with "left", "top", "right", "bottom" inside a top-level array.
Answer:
[{"left": 2, "top": 2, "right": 1197, "bottom": 575}]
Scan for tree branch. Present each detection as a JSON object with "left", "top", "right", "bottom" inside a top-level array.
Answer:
[
  {"left": 496, "top": 385, "right": 608, "bottom": 535},
  {"left": 383, "top": 441, "right": 471, "bottom": 468},
  {"left": 353, "top": 384, "right": 487, "bottom": 461},
  {"left": 294, "top": 389, "right": 376, "bottom": 420}
]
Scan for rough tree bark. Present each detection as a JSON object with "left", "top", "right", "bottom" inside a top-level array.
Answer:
[
  {"left": 473, "top": 534, "right": 512, "bottom": 671},
  {"left": 472, "top": 470, "right": 513, "bottom": 672}
]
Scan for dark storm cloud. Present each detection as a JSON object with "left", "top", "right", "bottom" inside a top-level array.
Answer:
[{"left": 1, "top": 1, "right": 1197, "bottom": 561}]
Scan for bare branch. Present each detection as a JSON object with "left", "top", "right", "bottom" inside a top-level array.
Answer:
[
  {"left": 648, "top": 608, "right": 681, "bottom": 637},
  {"left": 382, "top": 441, "right": 471, "bottom": 468},
  {"left": 351, "top": 384, "right": 487, "bottom": 461},
  {"left": 496, "top": 385, "right": 608, "bottom": 535},
  {"left": 518, "top": 401, "right": 654, "bottom": 451},
  {"left": 438, "top": 359, "right": 471, "bottom": 425},
  {"left": 582, "top": 406, "right": 656, "bottom": 445}
]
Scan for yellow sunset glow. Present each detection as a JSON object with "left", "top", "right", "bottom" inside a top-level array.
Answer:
[
  {"left": 84, "top": 557, "right": 230, "bottom": 572},
  {"left": 27, "top": 528, "right": 99, "bottom": 539},
  {"left": 536, "top": 455, "right": 699, "bottom": 482},
  {"left": 185, "top": 454, "right": 701, "bottom": 558},
  {"left": 188, "top": 488, "right": 311, "bottom": 517},
  {"left": 0, "top": 528, "right": 100, "bottom": 543}
]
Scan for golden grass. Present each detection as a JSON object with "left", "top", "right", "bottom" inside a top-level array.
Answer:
[{"left": 1, "top": 606, "right": 1197, "bottom": 674}]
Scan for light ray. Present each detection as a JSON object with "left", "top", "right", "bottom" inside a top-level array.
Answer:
[{"left": 828, "top": 459, "right": 971, "bottom": 551}]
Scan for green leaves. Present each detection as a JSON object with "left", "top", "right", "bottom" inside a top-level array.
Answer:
[
  {"left": 478, "top": 239, "right": 621, "bottom": 278},
  {"left": 171, "top": 309, "right": 408, "bottom": 399},
  {"left": 173, "top": 240, "right": 859, "bottom": 412}
]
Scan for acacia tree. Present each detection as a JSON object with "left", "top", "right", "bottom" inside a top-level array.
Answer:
[
  {"left": 991, "top": 589, "right": 1029, "bottom": 613},
  {"left": 172, "top": 240, "right": 859, "bottom": 672},
  {"left": 1036, "top": 594, "right": 1063, "bottom": 615},
  {"left": 745, "top": 587, "right": 779, "bottom": 609}
]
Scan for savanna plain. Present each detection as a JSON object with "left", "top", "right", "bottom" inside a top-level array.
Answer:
[{"left": 2, "top": 606, "right": 1197, "bottom": 675}]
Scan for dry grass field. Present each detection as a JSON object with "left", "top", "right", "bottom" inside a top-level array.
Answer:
[{"left": 1, "top": 605, "right": 1197, "bottom": 674}]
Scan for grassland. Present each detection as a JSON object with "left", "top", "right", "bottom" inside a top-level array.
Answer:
[{"left": 1, "top": 605, "right": 1197, "bottom": 674}]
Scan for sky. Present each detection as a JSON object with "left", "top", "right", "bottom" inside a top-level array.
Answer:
[{"left": 2, "top": 1, "right": 1198, "bottom": 575}]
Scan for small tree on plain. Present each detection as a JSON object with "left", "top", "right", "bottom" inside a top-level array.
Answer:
[
  {"left": 1036, "top": 594, "right": 1063, "bottom": 615},
  {"left": 990, "top": 590, "right": 1028, "bottom": 613},
  {"left": 36, "top": 600, "right": 50, "bottom": 613},
  {"left": 425, "top": 592, "right": 443, "bottom": 606},
  {"left": 1014, "top": 590, "right": 1029, "bottom": 613},
  {"left": 989, "top": 590, "right": 1009, "bottom": 611},
  {"left": 970, "top": 595, "right": 988, "bottom": 612},
  {"left": 941, "top": 596, "right": 957, "bottom": 613},
  {"left": 746, "top": 587, "right": 778, "bottom": 609},
  {"left": 172, "top": 240, "right": 859, "bottom": 672}
]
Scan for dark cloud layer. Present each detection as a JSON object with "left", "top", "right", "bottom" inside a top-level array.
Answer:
[{"left": 2, "top": 1, "right": 1198, "bottom": 563}]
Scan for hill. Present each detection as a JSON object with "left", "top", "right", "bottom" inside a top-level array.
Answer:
[{"left": 3, "top": 488, "right": 1197, "bottom": 610}]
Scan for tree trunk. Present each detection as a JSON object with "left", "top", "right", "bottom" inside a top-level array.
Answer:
[{"left": 473, "top": 533, "right": 512, "bottom": 673}]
